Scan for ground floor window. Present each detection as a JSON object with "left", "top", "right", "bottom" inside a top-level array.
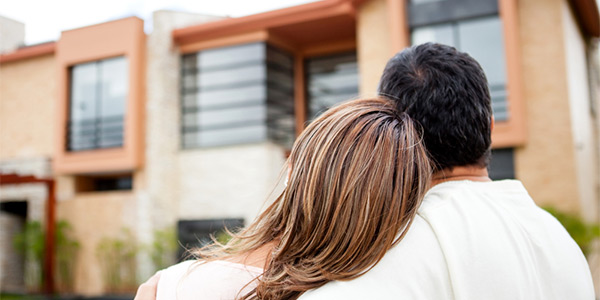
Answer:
[
  {"left": 177, "top": 218, "right": 245, "bottom": 260},
  {"left": 488, "top": 148, "right": 515, "bottom": 180}
]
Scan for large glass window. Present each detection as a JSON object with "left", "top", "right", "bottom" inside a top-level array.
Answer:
[
  {"left": 181, "top": 43, "right": 295, "bottom": 149},
  {"left": 409, "top": 0, "right": 509, "bottom": 121},
  {"left": 305, "top": 52, "right": 359, "bottom": 119},
  {"left": 68, "top": 57, "right": 128, "bottom": 151}
]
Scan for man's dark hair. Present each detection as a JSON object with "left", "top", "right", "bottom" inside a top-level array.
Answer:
[{"left": 377, "top": 43, "right": 492, "bottom": 171}]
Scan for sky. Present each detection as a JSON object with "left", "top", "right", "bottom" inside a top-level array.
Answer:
[{"left": 0, "top": 0, "right": 319, "bottom": 45}]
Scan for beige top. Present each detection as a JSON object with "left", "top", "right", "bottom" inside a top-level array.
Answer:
[{"left": 156, "top": 260, "right": 263, "bottom": 300}]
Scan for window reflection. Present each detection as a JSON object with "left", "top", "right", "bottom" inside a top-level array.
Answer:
[
  {"left": 305, "top": 52, "right": 359, "bottom": 119},
  {"left": 68, "top": 56, "right": 128, "bottom": 151},
  {"left": 181, "top": 43, "right": 295, "bottom": 148}
]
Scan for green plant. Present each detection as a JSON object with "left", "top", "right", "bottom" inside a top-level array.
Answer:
[
  {"left": 149, "top": 227, "right": 178, "bottom": 271},
  {"left": 543, "top": 206, "right": 600, "bottom": 256},
  {"left": 96, "top": 228, "right": 138, "bottom": 294},
  {"left": 12, "top": 220, "right": 80, "bottom": 293},
  {"left": 214, "top": 229, "right": 233, "bottom": 245},
  {"left": 0, "top": 293, "right": 42, "bottom": 300},
  {"left": 13, "top": 221, "right": 44, "bottom": 292},
  {"left": 54, "top": 220, "right": 80, "bottom": 293}
]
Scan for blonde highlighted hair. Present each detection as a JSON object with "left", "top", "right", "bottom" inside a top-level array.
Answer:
[{"left": 194, "top": 98, "right": 431, "bottom": 299}]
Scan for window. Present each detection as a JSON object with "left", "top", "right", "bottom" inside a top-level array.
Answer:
[
  {"left": 177, "top": 218, "right": 244, "bottom": 260},
  {"left": 488, "top": 148, "right": 515, "bottom": 180},
  {"left": 68, "top": 57, "right": 128, "bottom": 151},
  {"left": 409, "top": 0, "right": 509, "bottom": 121},
  {"left": 181, "top": 43, "right": 295, "bottom": 149},
  {"left": 75, "top": 174, "right": 133, "bottom": 192},
  {"left": 305, "top": 52, "right": 359, "bottom": 119}
]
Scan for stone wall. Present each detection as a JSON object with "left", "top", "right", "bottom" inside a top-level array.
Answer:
[
  {"left": 0, "top": 15, "right": 25, "bottom": 53},
  {"left": 0, "top": 184, "right": 48, "bottom": 293},
  {"left": 356, "top": 0, "right": 392, "bottom": 97},
  {"left": 0, "top": 212, "right": 25, "bottom": 293}
]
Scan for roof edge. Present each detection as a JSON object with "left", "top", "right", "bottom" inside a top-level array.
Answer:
[
  {"left": 0, "top": 42, "right": 56, "bottom": 64},
  {"left": 568, "top": 0, "right": 600, "bottom": 37}
]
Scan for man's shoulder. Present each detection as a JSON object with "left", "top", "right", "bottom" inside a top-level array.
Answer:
[{"left": 300, "top": 215, "right": 452, "bottom": 300}]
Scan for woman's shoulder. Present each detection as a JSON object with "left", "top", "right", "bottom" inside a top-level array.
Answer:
[{"left": 156, "top": 260, "right": 263, "bottom": 300}]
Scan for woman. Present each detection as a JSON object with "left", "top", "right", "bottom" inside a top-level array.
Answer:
[{"left": 147, "top": 98, "right": 431, "bottom": 300}]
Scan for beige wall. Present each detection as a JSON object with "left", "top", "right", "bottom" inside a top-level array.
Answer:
[
  {"left": 0, "top": 54, "right": 56, "bottom": 161},
  {"left": 356, "top": 0, "right": 393, "bottom": 97},
  {"left": 177, "top": 143, "right": 286, "bottom": 223},
  {"left": 56, "top": 187, "right": 138, "bottom": 295},
  {"left": 514, "top": 0, "right": 580, "bottom": 213}
]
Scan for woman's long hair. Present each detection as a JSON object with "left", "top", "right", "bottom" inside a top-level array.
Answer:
[{"left": 193, "top": 98, "right": 431, "bottom": 299}]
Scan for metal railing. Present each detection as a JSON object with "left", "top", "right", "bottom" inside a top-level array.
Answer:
[{"left": 66, "top": 115, "right": 124, "bottom": 151}]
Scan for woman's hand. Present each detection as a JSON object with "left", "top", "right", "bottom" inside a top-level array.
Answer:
[{"left": 134, "top": 272, "right": 160, "bottom": 300}]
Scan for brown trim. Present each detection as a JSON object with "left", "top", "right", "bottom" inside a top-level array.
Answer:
[
  {"left": 294, "top": 54, "right": 307, "bottom": 136},
  {"left": 266, "top": 32, "right": 299, "bottom": 54},
  {"left": 173, "top": 0, "right": 355, "bottom": 46},
  {"left": 0, "top": 174, "right": 56, "bottom": 295},
  {"left": 349, "top": 0, "right": 371, "bottom": 8},
  {"left": 492, "top": 0, "right": 527, "bottom": 148},
  {"left": 179, "top": 30, "right": 269, "bottom": 54},
  {"left": 301, "top": 39, "right": 356, "bottom": 57},
  {"left": 387, "top": 0, "right": 410, "bottom": 54},
  {"left": 0, "top": 42, "right": 56, "bottom": 64},
  {"left": 54, "top": 17, "right": 146, "bottom": 174},
  {"left": 568, "top": 0, "right": 600, "bottom": 37}
]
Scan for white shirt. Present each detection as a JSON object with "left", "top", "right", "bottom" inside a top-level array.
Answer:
[
  {"left": 300, "top": 180, "right": 595, "bottom": 300},
  {"left": 156, "top": 260, "right": 262, "bottom": 300}
]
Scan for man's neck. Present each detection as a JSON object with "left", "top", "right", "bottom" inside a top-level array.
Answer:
[{"left": 432, "top": 165, "right": 491, "bottom": 186}]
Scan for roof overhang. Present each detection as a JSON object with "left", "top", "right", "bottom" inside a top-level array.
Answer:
[
  {"left": 568, "top": 0, "right": 600, "bottom": 37},
  {"left": 172, "top": 0, "right": 358, "bottom": 50}
]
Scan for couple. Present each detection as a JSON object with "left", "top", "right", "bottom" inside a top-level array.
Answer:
[{"left": 136, "top": 43, "right": 595, "bottom": 299}]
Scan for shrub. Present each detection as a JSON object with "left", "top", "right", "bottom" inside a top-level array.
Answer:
[
  {"left": 543, "top": 206, "right": 600, "bottom": 256},
  {"left": 12, "top": 220, "right": 79, "bottom": 293},
  {"left": 96, "top": 228, "right": 138, "bottom": 294},
  {"left": 149, "top": 227, "right": 177, "bottom": 271}
]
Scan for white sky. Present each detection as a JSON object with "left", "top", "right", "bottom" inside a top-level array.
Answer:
[{"left": 0, "top": 0, "right": 319, "bottom": 45}]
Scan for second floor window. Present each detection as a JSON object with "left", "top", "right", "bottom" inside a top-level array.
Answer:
[
  {"left": 305, "top": 52, "right": 359, "bottom": 119},
  {"left": 181, "top": 43, "right": 295, "bottom": 149},
  {"left": 409, "top": 0, "right": 509, "bottom": 121},
  {"left": 68, "top": 57, "right": 128, "bottom": 151}
]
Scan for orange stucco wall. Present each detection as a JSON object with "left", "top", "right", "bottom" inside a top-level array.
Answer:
[{"left": 54, "top": 17, "right": 146, "bottom": 174}]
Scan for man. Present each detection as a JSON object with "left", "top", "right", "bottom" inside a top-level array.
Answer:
[
  {"left": 136, "top": 43, "right": 595, "bottom": 299},
  {"left": 299, "top": 43, "right": 595, "bottom": 299}
]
